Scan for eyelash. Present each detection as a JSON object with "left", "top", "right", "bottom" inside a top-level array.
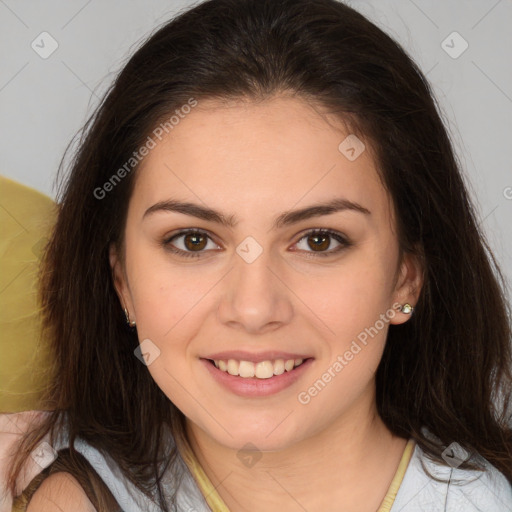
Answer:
[{"left": 162, "top": 228, "right": 352, "bottom": 259}]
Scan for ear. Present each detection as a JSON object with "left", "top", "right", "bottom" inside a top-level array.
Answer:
[
  {"left": 109, "top": 243, "right": 135, "bottom": 320},
  {"left": 389, "top": 250, "right": 423, "bottom": 325}
]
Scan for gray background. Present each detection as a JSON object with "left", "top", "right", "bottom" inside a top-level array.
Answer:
[{"left": 1, "top": 0, "right": 511, "bottom": 292}]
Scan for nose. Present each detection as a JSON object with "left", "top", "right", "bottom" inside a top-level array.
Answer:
[{"left": 216, "top": 246, "right": 294, "bottom": 335}]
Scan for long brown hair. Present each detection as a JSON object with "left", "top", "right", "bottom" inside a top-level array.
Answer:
[{"left": 7, "top": 0, "right": 512, "bottom": 509}]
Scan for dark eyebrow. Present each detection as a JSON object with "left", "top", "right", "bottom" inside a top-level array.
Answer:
[{"left": 143, "top": 197, "right": 370, "bottom": 229}]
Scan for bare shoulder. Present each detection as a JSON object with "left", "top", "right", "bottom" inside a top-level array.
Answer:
[{"left": 26, "top": 471, "right": 97, "bottom": 512}]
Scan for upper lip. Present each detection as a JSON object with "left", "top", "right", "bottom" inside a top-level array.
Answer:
[{"left": 203, "top": 350, "right": 312, "bottom": 363}]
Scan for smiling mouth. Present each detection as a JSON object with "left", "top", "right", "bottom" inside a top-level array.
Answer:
[{"left": 206, "top": 358, "right": 308, "bottom": 379}]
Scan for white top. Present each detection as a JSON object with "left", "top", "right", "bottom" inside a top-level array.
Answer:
[
  {"left": 50, "top": 429, "right": 211, "bottom": 512},
  {"left": 47, "top": 427, "right": 512, "bottom": 512},
  {"left": 390, "top": 441, "right": 512, "bottom": 511}
]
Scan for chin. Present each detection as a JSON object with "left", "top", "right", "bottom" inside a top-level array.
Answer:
[{"left": 203, "top": 416, "right": 307, "bottom": 453}]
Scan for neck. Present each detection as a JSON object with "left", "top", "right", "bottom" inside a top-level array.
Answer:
[{"left": 185, "top": 383, "right": 408, "bottom": 512}]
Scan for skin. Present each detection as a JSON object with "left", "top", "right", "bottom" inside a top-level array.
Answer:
[{"left": 110, "top": 94, "right": 423, "bottom": 511}]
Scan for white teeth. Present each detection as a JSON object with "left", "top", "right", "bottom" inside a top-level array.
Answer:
[
  {"left": 273, "top": 359, "right": 285, "bottom": 375},
  {"left": 284, "top": 359, "right": 295, "bottom": 372},
  {"left": 212, "top": 358, "right": 305, "bottom": 379},
  {"left": 255, "top": 361, "right": 274, "bottom": 379},
  {"left": 227, "top": 359, "right": 239, "bottom": 376},
  {"left": 239, "top": 360, "right": 255, "bottom": 378}
]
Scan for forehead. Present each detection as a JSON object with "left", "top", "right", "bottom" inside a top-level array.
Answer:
[{"left": 131, "top": 95, "right": 390, "bottom": 225}]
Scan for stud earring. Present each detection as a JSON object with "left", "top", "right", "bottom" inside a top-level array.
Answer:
[
  {"left": 124, "top": 307, "right": 136, "bottom": 327},
  {"left": 400, "top": 303, "right": 414, "bottom": 314}
]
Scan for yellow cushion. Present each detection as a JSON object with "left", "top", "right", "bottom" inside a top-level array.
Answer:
[{"left": 0, "top": 175, "right": 56, "bottom": 413}]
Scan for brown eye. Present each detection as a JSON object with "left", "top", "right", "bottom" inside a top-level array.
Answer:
[
  {"left": 183, "top": 232, "right": 207, "bottom": 251},
  {"left": 294, "top": 229, "right": 352, "bottom": 257},
  {"left": 163, "top": 228, "right": 351, "bottom": 260},
  {"left": 163, "top": 229, "right": 219, "bottom": 258},
  {"left": 307, "top": 232, "right": 331, "bottom": 251}
]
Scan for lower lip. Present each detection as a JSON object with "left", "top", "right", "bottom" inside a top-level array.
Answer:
[{"left": 201, "top": 358, "right": 314, "bottom": 397}]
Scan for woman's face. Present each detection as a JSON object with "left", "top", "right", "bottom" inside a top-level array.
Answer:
[{"left": 110, "top": 95, "right": 422, "bottom": 452}]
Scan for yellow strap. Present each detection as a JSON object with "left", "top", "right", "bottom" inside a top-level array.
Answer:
[
  {"left": 377, "top": 438, "right": 416, "bottom": 512},
  {"left": 179, "top": 437, "right": 415, "bottom": 512},
  {"left": 178, "top": 438, "right": 231, "bottom": 512}
]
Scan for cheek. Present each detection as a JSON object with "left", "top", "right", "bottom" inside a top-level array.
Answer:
[
  {"left": 292, "top": 254, "right": 396, "bottom": 343},
  {"left": 291, "top": 254, "right": 396, "bottom": 405},
  {"left": 295, "top": 293, "right": 392, "bottom": 426},
  {"left": 126, "top": 246, "right": 217, "bottom": 338},
  {"left": 127, "top": 237, "right": 396, "bottom": 350},
  {"left": 128, "top": 269, "right": 209, "bottom": 414}
]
